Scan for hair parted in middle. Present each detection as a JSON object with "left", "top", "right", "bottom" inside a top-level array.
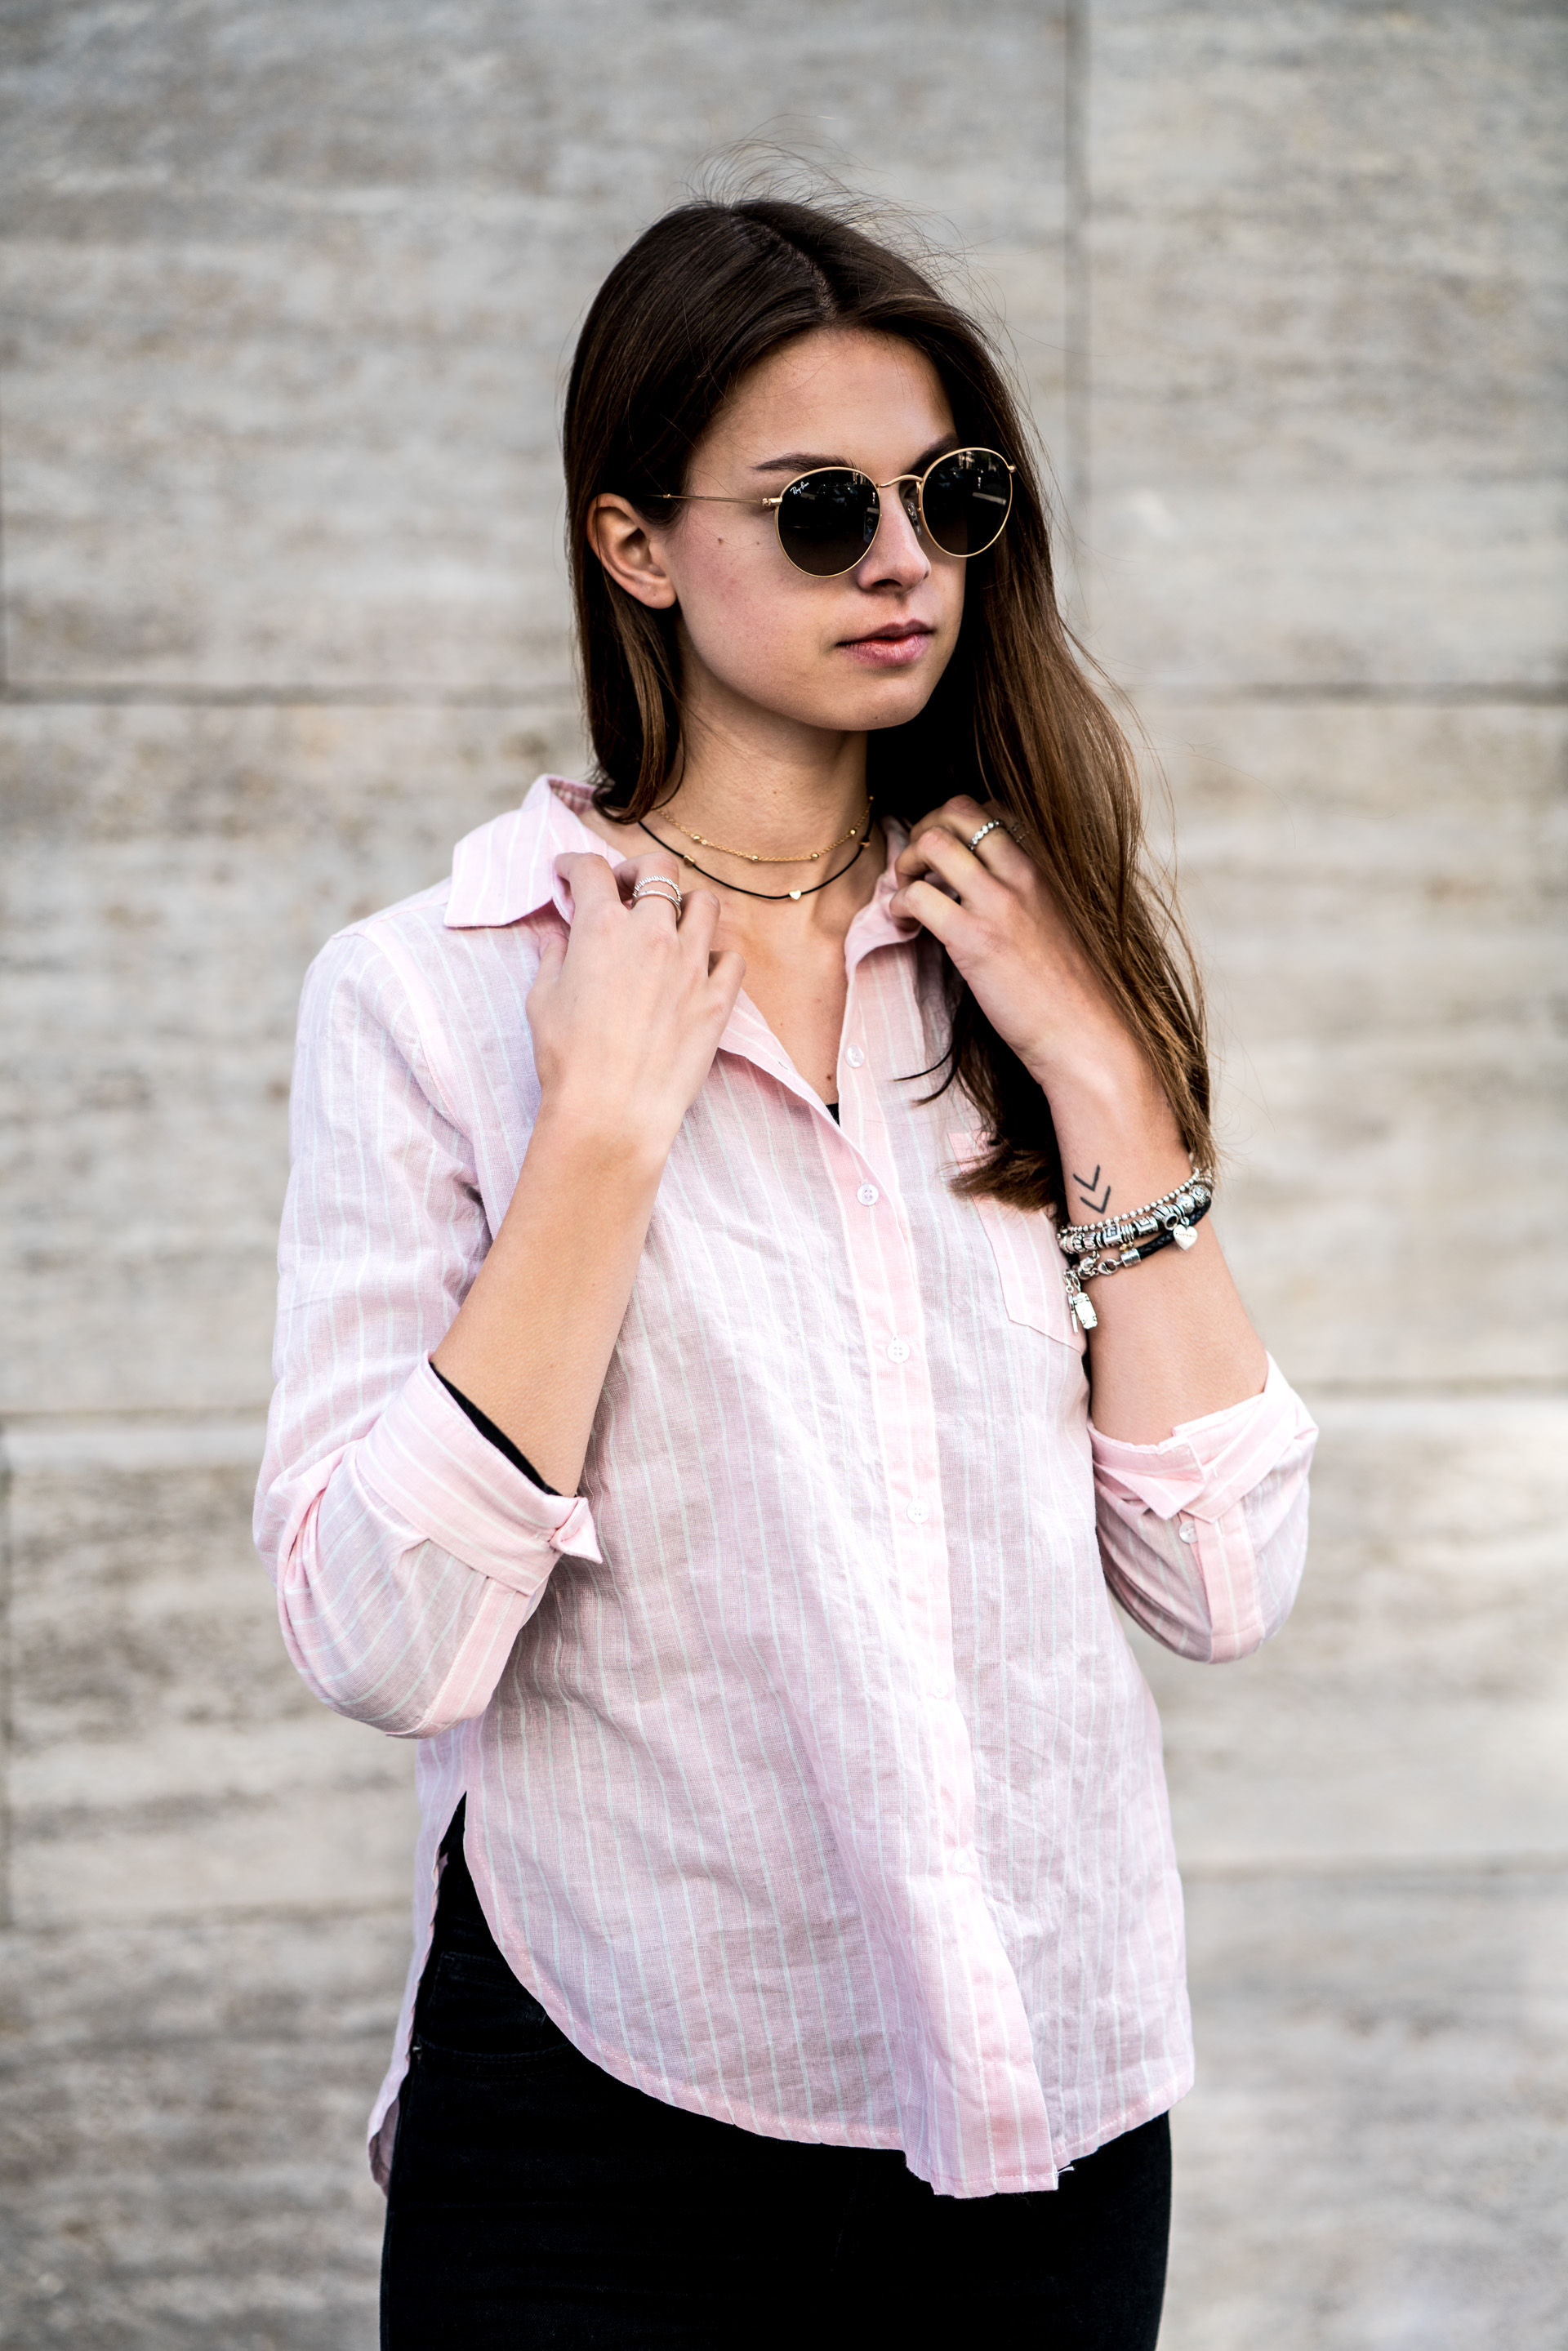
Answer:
[{"left": 564, "top": 193, "right": 1212, "bottom": 1221}]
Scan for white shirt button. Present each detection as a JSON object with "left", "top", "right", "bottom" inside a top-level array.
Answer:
[
  {"left": 907, "top": 1499, "right": 929, "bottom": 1524},
  {"left": 857, "top": 1183, "right": 880, "bottom": 1206},
  {"left": 886, "top": 1338, "right": 911, "bottom": 1363},
  {"left": 846, "top": 1045, "right": 865, "bottom": 1068},
  {"left": 1178, "top": 1521, "right": 1196, "bottom": 1544}
]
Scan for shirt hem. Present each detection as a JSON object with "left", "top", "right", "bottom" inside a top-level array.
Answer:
[{"left": 369, "top": 2020, "right": 1190, "bottom": 2202}]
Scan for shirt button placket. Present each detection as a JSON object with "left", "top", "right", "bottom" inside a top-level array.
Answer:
[{"left": 857, "top": 1182, "right": 879, "bottom": 1206}]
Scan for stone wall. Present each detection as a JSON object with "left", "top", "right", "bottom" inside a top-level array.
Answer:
[{"left": 2, "top": 4, "right": 1563, "bottom": 2344}]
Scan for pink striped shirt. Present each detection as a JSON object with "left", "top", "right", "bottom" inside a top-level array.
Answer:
[{"left": 255, "top": 776, "right": 1316, "bottom": 2199}]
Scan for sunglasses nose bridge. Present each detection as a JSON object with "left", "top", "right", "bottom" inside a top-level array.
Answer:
[{"left": 865, "top": 474, "right": 927, "bottom": 555}]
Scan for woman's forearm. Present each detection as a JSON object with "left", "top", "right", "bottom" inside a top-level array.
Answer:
[
  {"left": 433, "top": 854, "right": 744, "bottom": 1493},
  {"left": 1042, "top": 1053, "right": 1267, "bottom": 1445},
  {"left": 431, "top": 1102, "right": 667, "bottom": 1494}
]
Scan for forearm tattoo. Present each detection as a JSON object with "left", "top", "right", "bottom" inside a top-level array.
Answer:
[{"left": 1071, "top": 1165, "right": 1112, "bottom": 1216}]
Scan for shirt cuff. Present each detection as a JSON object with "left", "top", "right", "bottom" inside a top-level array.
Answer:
[
  {"left": 1088, "top": 1355, "right": 1316, "bottom": 1523},
  {"left": 357, "top": 1356, "right": 602, "bottom": 1591}
]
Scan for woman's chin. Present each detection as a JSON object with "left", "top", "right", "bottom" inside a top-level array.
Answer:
[
  {"left": 842, "top": 672, "right": 942, "bottom": 732},
  {"left": 777, "top": 658, "right": 946, "bottom": 735}
]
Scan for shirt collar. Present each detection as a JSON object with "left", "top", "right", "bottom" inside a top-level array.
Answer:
[{"left": 445, "top": 776, "right": 611, "bottom": 929}]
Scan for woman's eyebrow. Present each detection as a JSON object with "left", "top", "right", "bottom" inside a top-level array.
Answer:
[
  {"left": 751, "top": 452, "right": 848, "bottom": 474},
  {"left": 751, "top": 433, "right": 964, "bottom": 479}
]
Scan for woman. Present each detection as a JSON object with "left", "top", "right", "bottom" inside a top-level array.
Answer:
[{"left": 256, "top": 196, "right": 1316, "bottom": 2348}]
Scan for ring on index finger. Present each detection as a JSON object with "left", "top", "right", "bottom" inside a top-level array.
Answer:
[
  {"left": 966, "top": 819, "right": 1009, "bottom": 855},
  {"left": 630, "top": 874, "right": 683, "bottom": 916}
]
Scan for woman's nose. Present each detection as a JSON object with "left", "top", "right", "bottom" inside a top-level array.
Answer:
[{"left": 856, "top": 483, "right": 930, "bottom": 587}]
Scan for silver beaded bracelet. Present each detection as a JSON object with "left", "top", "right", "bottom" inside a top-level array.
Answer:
[{"left": 1058, "top": 1172, "right": 1215, "bottom": 1332}]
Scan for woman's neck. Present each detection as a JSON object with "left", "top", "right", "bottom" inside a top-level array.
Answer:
[
  {"left": 573, "top": 695, "right": 884, "bottom": 1099},
  {"left": 652, "top": 701, "right": 870, "bottom": 870}
]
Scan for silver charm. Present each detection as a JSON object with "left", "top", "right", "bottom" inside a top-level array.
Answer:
[
  {"left": 1071, "top": 1290, "right": 1098, "bottom": 1330},
  {"left": 1172, "top": 1222, "right": 1197, "bottom": 1250}
]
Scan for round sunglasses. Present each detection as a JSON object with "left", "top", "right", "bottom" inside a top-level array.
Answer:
[{"left": 652, "top": 446, "right": 1015, "bottom": 579}]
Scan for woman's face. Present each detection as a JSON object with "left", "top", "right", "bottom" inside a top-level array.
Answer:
[{"left": 593, "top": 327, "right": 968, "bottom": 742}]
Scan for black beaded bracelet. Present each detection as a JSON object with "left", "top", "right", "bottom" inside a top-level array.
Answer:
[
  {"left": 1061, "top": 1187, "right": 1214, "bottom": 1333},
  {"left": 1059, "top": 1172, "right": 1216, "bottom": 1260}
]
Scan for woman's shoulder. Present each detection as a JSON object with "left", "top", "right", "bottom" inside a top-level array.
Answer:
[
  {"left": 308, "top": 773, "right": 594, "bottom": 993},
  {"left": 297, "top": 771, "right": 592, "bottom": 1049}
]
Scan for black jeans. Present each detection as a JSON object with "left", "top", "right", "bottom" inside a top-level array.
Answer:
[{"left": 381, "top": 1814, "right": 1170, "bottom": 2349}]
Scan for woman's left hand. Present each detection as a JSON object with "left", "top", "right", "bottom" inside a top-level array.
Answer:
[
  {"left": 893, "top": 794, "right": 1267, "bottom": 1441},
  {"left": 889, "top": 795, "right": 1139, "bottom": 1093}
]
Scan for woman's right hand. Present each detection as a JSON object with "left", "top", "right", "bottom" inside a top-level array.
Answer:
[{"left": 527, "top": 851, "right": 746, "bottom": 1163}]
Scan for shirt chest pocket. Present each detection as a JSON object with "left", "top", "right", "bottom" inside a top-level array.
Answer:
[{"left": 948, "top": 1132, "right": 1085, "bottom": 1356}]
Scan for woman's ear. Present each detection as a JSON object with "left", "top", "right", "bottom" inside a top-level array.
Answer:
[{"left": 587, "top": 494, "right": 678, "bottom": 610}]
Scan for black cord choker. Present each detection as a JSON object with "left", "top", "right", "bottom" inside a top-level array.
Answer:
[{"left": 636, "top": 819, "right": 873, "bottom": 902}]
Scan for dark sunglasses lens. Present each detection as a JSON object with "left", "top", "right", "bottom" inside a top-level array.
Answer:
[
  {"left": 776, "top": 470, "right": 880, "bottom": 577},
  {"left": 921, "top": 449, "right": 1013, "bottom": 558}
]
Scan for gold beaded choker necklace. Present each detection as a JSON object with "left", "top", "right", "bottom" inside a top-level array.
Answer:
[
  {"left": 636, "top": 798, "right": 875, "bottom": 903},
  {"left": 660, "top": 800, "right": 871, "bottom": 866}
]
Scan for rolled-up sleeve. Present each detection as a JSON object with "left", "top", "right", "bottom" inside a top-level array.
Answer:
[
  {"left": 254, "top": 927, "right": 599, "bottom": 1740},
  {"left": 1089, "top": 1356, "right": 1316, "bottom": 1662}
]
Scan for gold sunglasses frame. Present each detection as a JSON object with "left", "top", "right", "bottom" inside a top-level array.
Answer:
[{"left": 651, "top": 447, "right": 1016, "bottom": 579}]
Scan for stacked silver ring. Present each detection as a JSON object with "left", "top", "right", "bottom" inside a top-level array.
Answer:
[
  {"left": 967, "top": 819, "right": 1006, "bottom": 853},
  {"left": 630, "top": 875, "right": 682, "bottom": 914}
]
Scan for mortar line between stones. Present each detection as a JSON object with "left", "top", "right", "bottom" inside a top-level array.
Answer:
[
  {"left": 0, "top": 1385, "right": 1561, "bottom": 1423},
  {"left": 1179, "top": 1850, "right": 1568, "bottom": 1883},
  {"left": 2, "top": 1377, "right": 1563, "bottom": 1463},
  {"left": 2, "top": 682, "right": 1564, "bottom": 710},
  {"left": 2, "top": 1857, "right": 1561, "bottom": 1946},
  {"left": 0, "top": 683, "right": 577, "bottom": 709}
]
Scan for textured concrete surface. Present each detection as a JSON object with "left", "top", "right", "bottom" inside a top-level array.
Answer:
[
  {"left": 0, "top": 0, "right": 1071, "bottom": 689},
  {"left": 1153, "top": 698, "right": 1568, "bottom": 1386},
  {"left": 1, "top": 701, "right": 584, "bottom": 1413},
  {"left": 0, "top": 1910, "right": 404, "bottom": 2349},
  {"left": 1167, "top": 1872, "right": 1568, "bottom": 2351},
  {"left": 1134, "top": 1393, "right": 1568, "bottom": 1869},
  {"left": 1, "top": 0, "right": 1564, "bottom": 2344},
  {"left": 1088, "top": 0, "right": 1568, "bottom": 688},
  {"left": 4, "top": 1432, "right": 417, "bottom": 1929}
]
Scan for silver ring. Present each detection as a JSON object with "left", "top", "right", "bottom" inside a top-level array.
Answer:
[
  {"left": 967, "top": 819, "right": 1005, "bottom": 854},
  {"left": 630, "top": 875, "right": 682, "bottom": 915}
]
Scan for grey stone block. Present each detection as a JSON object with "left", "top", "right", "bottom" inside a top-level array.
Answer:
[
  {"left": 1087, "top": 1, "right": 1568, "bottom": 685},
  {"left": 1129, "top": 1393, "right": 1568, "bottom": 1867},
  {"left": 5, "top": 1440, "right": 417, "bottom": 1929},
  {"left": 0, "top": 0, "right": 1069, "bottom": 688},
  {"left": 1143, "top": 698, "right": 1568, "bottom": 1384},
  {"left": 0, "top": 1907, "right": 404, "bottom": 2349},
  {"left": 1165, "top": 1870, "right": 1568, "bottom": 2350},
  {"left": 0, "top": 701, "right": 583, "bottom": 1414}
]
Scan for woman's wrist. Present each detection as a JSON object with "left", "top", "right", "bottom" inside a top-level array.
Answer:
[
  {"left": 528, "top": 1084, "right": 679, "bottom": 1183},
  {"left": 1027, "top": 1045, "right": 1194, "bottom": 1227},
  {"left": 1024, "top": 1034, "right": 1178, "bottom": 1142}
]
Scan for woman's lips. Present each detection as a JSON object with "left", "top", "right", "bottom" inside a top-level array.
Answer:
[{"left": 840, "top": 621, "right": 935, "bottom": 668}]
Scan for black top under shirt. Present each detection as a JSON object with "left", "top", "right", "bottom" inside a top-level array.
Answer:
[{"left": 435, "top": 1098, "right": 838, "bottom": 1490}]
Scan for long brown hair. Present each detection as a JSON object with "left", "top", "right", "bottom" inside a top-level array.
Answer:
[{"left": 564, "top": 196, "right": 1212, "bottom": 1218}]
